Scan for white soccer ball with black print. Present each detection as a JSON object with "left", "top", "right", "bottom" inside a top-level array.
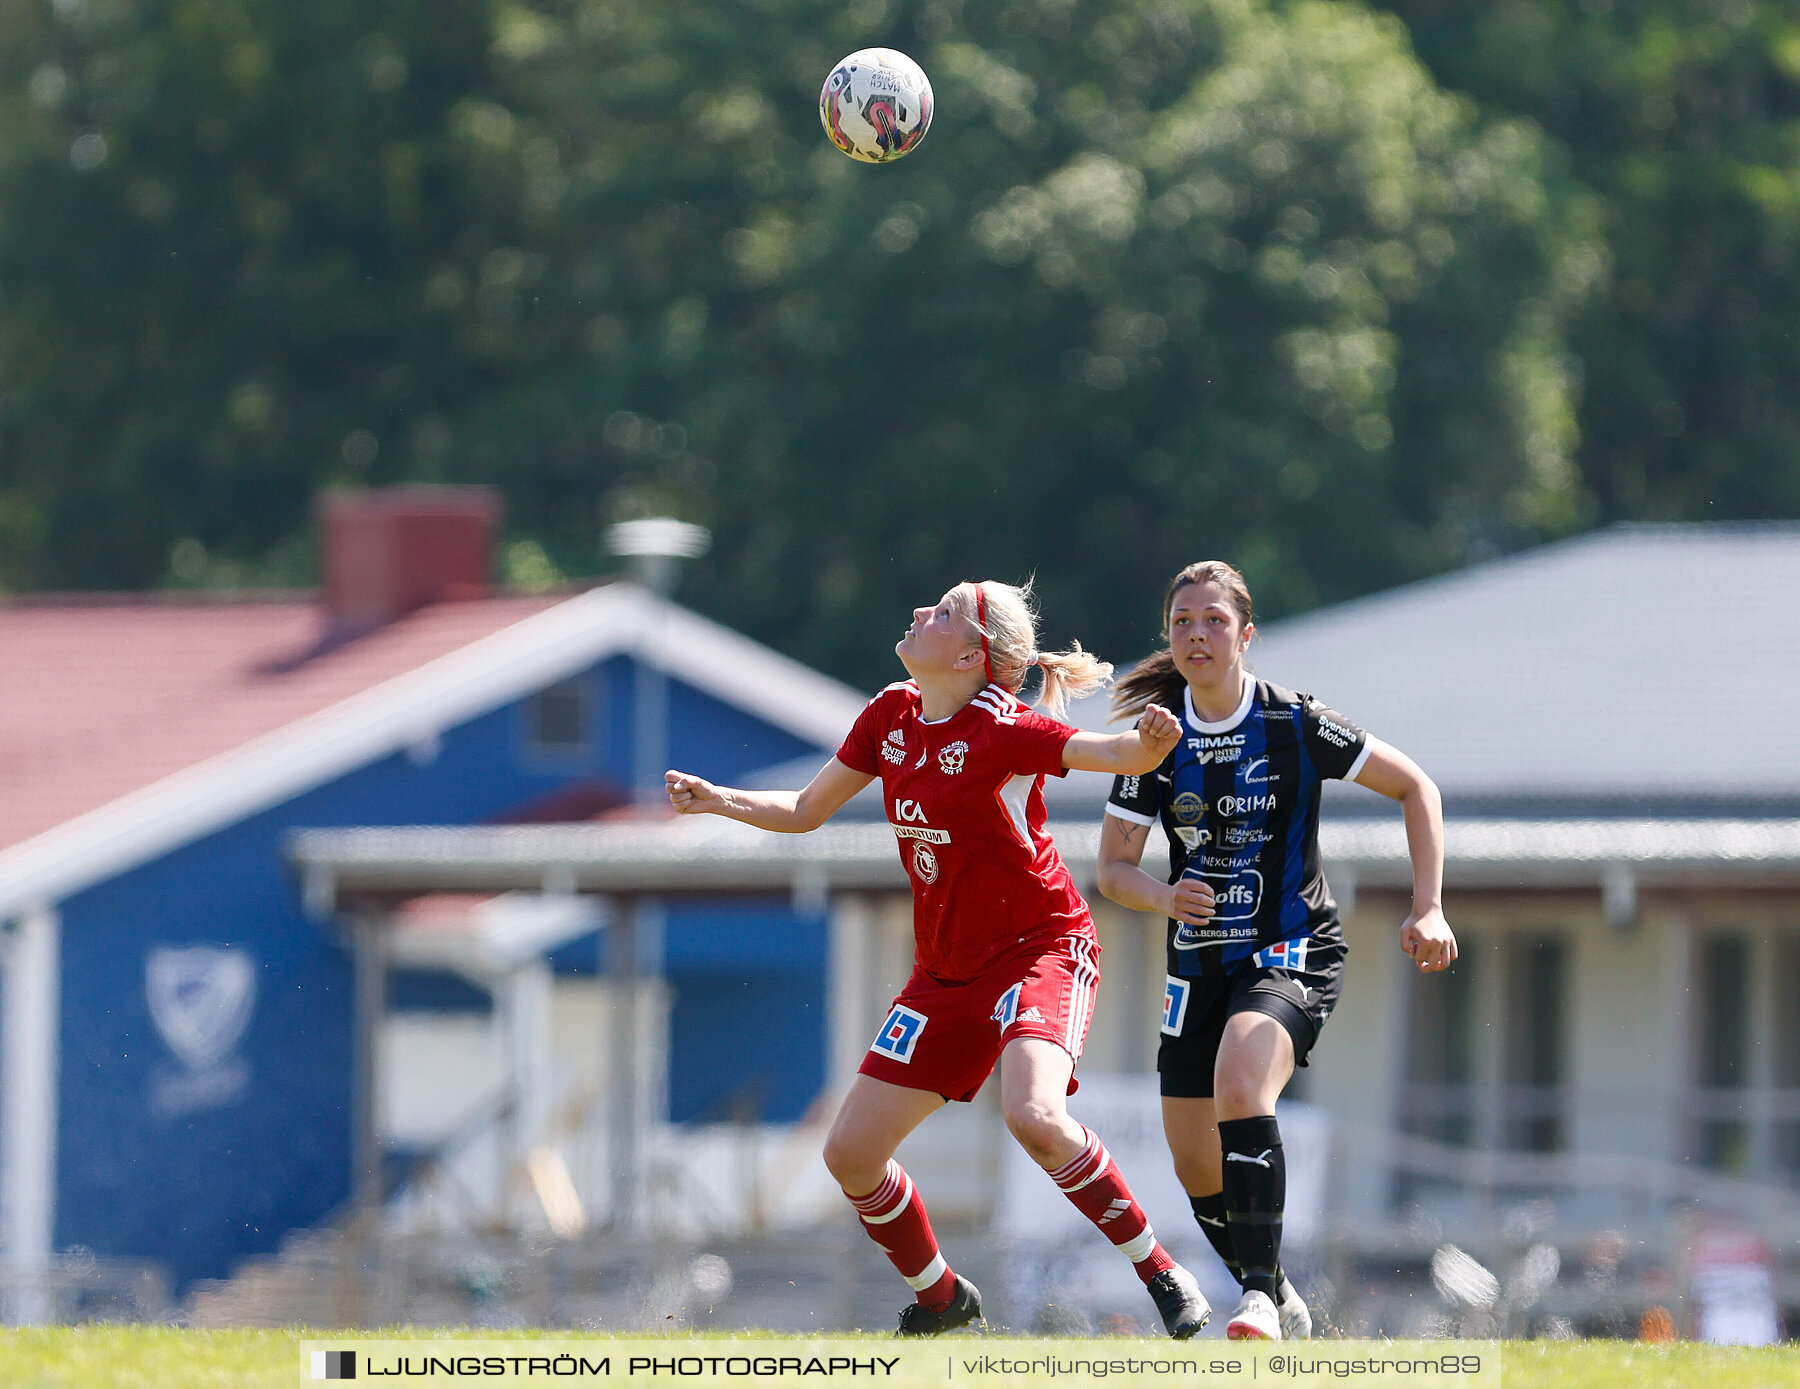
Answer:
[{"left": 819, "top": 49, "right": 934, "bottom": 164}]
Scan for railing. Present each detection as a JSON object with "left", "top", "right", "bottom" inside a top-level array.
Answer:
[{"left": 1349, "top": 1119, "right": 1800, "bottom": 1241}]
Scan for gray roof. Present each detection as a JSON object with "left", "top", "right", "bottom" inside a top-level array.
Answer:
[{"left": 1056, "top": 523, "right": 1800, "bottom": 813}]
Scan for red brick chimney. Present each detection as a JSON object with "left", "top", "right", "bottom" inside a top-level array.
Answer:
[{"left": 317, "top": 486, "right": 501, "bottom": 633}]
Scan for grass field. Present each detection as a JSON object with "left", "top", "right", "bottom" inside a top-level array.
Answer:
[{"left": 1, "top": 1329, "right": 1798, "bottom": 1389}]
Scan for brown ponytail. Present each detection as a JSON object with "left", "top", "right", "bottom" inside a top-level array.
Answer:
[{"left": 1111, "top": 560, "right": 1255, "bottom": 720}]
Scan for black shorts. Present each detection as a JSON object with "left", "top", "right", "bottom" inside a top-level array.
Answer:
[{"left": 1156, "top": 940, "right": 1346, "bottom": 1099}]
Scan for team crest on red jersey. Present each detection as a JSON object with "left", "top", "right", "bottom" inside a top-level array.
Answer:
[{"left": 938, "top": 740, "right": 969, "bottom": 775}]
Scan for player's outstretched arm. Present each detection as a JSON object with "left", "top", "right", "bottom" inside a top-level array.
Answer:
[
  {"left": 1062, "top": 702, "right": 1181, "bottom": 775},
  {"left": 1353, "top": 736, "right": 1456, "bottom": 972},
  {"left": 1095, "top": 812, "right": 1216, "bottom": 925},
  {"left": 665, "top": 757, "right": 873, "bottom": 833}
]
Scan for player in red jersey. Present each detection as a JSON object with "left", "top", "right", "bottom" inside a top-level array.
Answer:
[{"left": 666, "top": 579, "right": 1212, "bottom": 1337}]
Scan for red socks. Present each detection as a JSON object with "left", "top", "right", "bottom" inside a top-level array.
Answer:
[
  {"left": 845, "top": 1136, "right": 1171, "bottom": 1305},
  {"left": 847, "top": 1160, "right": 958, "bottom": 1308},
  {"left": 1048, "top": 1125, "right": 1176, "bottom": 1284}
]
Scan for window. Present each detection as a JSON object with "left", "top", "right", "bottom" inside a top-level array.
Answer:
[
  {"left": 1772, "top": 935, "right": 1800, "bottom": 1178},
  {"left": 1400, "top": 930, "right": 1478, "bottom": 1147},
  {"left": 1697, "top": 931, "right": 1750, "bottom": 1173},
  {"left": 1400, "top": 930, "right": 1567, "bottom": 1154},
  {"left": 1501, "top": 935, "right": 1565, "bottom": 1152},
  {"left": 525, "top": 678, "right": 593, "bottom": 759}
]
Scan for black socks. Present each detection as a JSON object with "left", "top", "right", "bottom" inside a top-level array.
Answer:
[
  {"left": 1218, "top": 1114, "right": 1284, "bottom": 1298},
  {"left": 1188, "top": 1190, "right": 1243, "bottom": 1285}
]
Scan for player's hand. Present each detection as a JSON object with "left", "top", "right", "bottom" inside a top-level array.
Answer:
[
  {"left": 1136, "top": 703, "right": 1180, "bottom": 761},
  {"left": 1164, "top": 875, "right": 1216, "bottom": 926},
  {"left": 1400, "top": 906, "right": 1456, "bottom": 972},
  {"left": 665, "top": 770, "right": 727, "bottom": 815}
]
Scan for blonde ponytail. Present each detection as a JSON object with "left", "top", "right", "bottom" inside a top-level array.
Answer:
[
  {"left": 953, "top": 579, "right": 1114, "bottom": 719},
  {"left": 1034, "top": 640, "right": 1113, "bottom": 719}
]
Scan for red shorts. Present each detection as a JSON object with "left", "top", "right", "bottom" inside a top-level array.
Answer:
[{"left": 859, "top": 934, "right": 1101, "bottom": 1103}]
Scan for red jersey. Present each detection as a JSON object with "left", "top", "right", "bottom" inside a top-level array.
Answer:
[{"left": 836, "top": 680, "right": 1095, "bottom": 983}]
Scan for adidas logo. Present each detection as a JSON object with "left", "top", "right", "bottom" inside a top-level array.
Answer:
[
  {"left": 1017, "top": 1006, "right": 1044, "bottom": 1022},
  {"left": 1097, "top": 1198, "right": 1133, "bottom": 1226}
]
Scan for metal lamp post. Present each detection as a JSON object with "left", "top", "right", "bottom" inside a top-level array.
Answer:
[{"left": 600, "top": 518, "right": 708, "bottom": 1236}]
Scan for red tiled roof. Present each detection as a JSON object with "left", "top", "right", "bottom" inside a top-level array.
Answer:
[{"left": 0, "top": 594, "right": 563, "bottom": 854}]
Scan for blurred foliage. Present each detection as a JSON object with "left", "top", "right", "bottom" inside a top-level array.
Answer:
[
  {"left": 0, "top": 0, "right": 1776, "bottom": 688},
  {"left": 1374, "top": 0, "right": 1800, "bottom": 524}
]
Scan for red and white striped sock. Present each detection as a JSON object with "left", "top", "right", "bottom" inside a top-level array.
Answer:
[
  {"left": 1047, "top": 1125, "right": 1176, "bottom": 1284},
  {"left": 846, "top": 1160, "right": 958, "bottom": 1308}
]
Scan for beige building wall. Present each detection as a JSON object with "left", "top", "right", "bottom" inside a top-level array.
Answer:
[
  {"left": 1565, "top": 895, "right": 1679, "bottom": 1164},
  {"left": 1305, "top": 891, "right": 1413, "bottom": 1226},
  {"left": 820, "top": 878, "right": 1800, "bottom": 1233}
]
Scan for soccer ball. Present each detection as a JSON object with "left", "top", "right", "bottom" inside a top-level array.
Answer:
[{"left": 819, "top": 49, "right": 933, "bottom": 164}]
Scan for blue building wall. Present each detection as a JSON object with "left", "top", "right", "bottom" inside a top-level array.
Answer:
[
  {"left": 663, "top": 899, "right": 829, "bottom": 1126},
  {"left": 52, "top": 653, "right": 832, "bottom": 1289}
]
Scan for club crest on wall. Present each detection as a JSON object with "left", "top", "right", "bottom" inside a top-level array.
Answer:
[{"left": 146, "top": 944, "right": 257, "bottom": 1116}]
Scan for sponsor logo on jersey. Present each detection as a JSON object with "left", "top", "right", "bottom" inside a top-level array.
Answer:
[
  {"left": 1241, "top": 756, "right": 1272, "bottom": 785},
  {"left": 1161, "top": 977, "right": 1191, "bottom": 1036},
  {"left": 1172, "top": 921, "right": 1259, "bottom": 948},
  {"left": 1216, "top": 792, "right": 1277, "bottom": 817},
  {"left": 1119, "top": 775, "right": 1141, "bottom": 800},
  {"left": 1252, "top": 937, "right": 1310, "bottom": 972},
  {"left": 1188, "top": 732, "right": 1246, "bottom": 764},
  {"left": 1213, "top": 870, "right": 1263, "bottom": 916},
  {"left": 870, "top": 1004, "right": 927, "bottom": 1062},
  {"left": 938, "top": 740, "right": 969, "bottom": 775},
  {"left": 882, "top": 729, "right": 906, "bottom": 765},
  {"left": 912, "top": 842, "right": 940, "bottom": 883},
  {"left": 991, "top": 982, "right": 1021, "bottom": 1030},
  {"left": 893, "top": 825, "right": 950, "bottom": 842},
  {"left": 1171, "top": 791, "right": 1206, "bottom": 825},
  {"left": 1179, "top": 867, "right": 1264, "bottom": 922},
  {"left": 891, "top": 798, "right": 951, "bottom": 843},
  {"left": 1314, "top": 715, "right": 1356, "bottom": 748},
  {"left": 1223, "top": 824, "right": 1272, "bottom": 847},
  {"left": 1173, "top": 825, "right": 1211, "bottom": 850}
]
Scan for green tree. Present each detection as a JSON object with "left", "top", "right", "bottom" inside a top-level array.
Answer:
[
  {"left": 0, "top": 0, "right": 508, "bottom": 588},
  {"left": 1373, "top": 0, "right": 1800, "bottom": 521},
  {"left": 1, "top": 0, "right": 1598, "bottom": 690},
  {"left": 456, "top": 0, "right": 1600, "bottom": 680}
]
